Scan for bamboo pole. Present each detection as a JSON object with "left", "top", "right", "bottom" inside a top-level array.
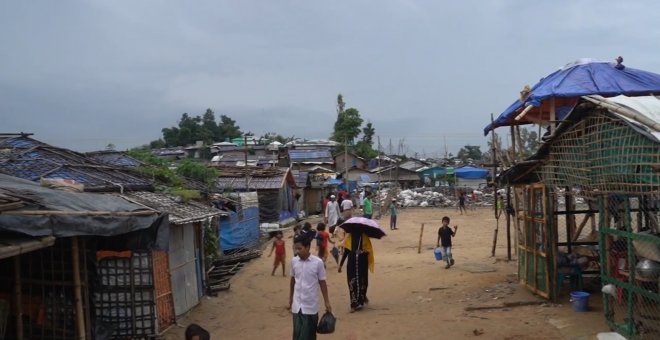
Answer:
[
  {"left": 514, "top": 105, "right": 534, "bottom": 121},
  {"left": 510, "top": 125, "right": 516, "bottom": 164},
  {"left": 506, "top": 186, "right": 512, "bottom": 261},
  {"left": 71, "top": 237, "right": 86, "bottom": 340},
  {"left": 549, "top": 97, "right": 556, "bottom": 134},
  {"left": 14, "top": 256, "right": 23, "bottom": 340},
  {"left": 490, "top": 113, "right": 499, "bottom": 257},
  {"left": 417, "top": 223, "right": 425, "bottom": 254}
]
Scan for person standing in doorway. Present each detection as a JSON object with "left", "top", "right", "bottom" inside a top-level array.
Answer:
[{"left": 289, "top": 235, "right": 332, "bottom": 340}]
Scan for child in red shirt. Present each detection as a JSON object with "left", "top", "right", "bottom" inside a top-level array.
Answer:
[
  {"left": 315, "top": 223, "right": 331, "bottom": 265},
  {"left": 268, "top": 231, "right": 286, "bottom": 276}
]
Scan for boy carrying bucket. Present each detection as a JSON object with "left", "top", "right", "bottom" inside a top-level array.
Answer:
[{"left": 436, "top": 216, "right": 458, "bottom": 269}]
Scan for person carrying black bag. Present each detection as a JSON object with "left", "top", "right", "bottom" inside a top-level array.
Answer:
[{"left": 289, "top": 234, "right": 332, "bottom": 340}]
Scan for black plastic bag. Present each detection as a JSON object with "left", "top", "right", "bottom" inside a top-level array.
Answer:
[{"left": 317, "top": 311, "right": 336, "bottom": 334}]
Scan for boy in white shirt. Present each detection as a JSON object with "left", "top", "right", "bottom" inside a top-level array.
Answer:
[{"left": 289, "top": 235, "right": 332, "bottom": 339}]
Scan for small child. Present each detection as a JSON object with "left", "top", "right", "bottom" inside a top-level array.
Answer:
[
  {"left": 268, "top": 231, "right": 286, "bottom": 276},
  {"left": 315, "top": 223, "right": 331, "bottom": 264},
  {"left": 436, "top": 216, "right": 458, "bottom": 269}
]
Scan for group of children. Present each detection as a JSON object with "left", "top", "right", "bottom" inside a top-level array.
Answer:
[
  {"left": 268, "top": 221, "right": 343, "bottom": 276},
  {"left": 270, "top": 214, "right": 461, "bottom": 276}
]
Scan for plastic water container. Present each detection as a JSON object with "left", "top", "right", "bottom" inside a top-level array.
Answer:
[
  {"left": 434, "top": 248, "right": 443, "bottom": 261},
  {"left": 570, "top": 291, "right": 590, "bottom": 312}
]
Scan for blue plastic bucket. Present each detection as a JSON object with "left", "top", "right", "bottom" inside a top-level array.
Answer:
[
  {"left": 570, "top": 291, "right": 590, "bottom": 312},
  {"left": 434, "top": 248, "right": 443, "bottom": 261}
]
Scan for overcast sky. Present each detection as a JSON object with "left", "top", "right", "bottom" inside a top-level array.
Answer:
[{"left": 3, "top": 0, "right": 660, "bottom": 157}]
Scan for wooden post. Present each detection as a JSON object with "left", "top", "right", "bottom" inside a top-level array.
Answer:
[
  {"left": 565, "top": 187, "right": 573, "bottom": 254},
  {"left": 510, "top": 125, "right": 516, "bottom": 164},
  {"left": 14, "top": 256, "right": 23, "bottom": 340},
  {"left": 417, "top": 223, "right": 425, "bottom": 254},
  {"left": 71, "top": 237, "right": 87, "bottom": 340},
  {"left": 506, "top": 186, "right": 512, "bottom": 261},
  {"left": 490, "top": 113, "right": 499, "bottom": 257},
  {"left": 492, "top": 218, "right": 499, "bottom": 257}
]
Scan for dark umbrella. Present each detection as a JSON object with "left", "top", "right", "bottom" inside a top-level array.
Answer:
[{"left": 339, "top": 217, "right": 387, "bottom": 239}]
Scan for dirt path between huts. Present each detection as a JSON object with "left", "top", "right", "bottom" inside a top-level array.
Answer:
[{"left": 165, "top": 207, "right": 609, "bottom": 340}]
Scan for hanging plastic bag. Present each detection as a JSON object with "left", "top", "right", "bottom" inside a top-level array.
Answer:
[{"left": 317, "top": 311, "right": 336, "bottom": 334}]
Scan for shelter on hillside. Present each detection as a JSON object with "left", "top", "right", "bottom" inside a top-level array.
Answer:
[
  {"left": 86, "top": 150, "right": 143, "bottom": 167},
  {"left": 0, "top": 134, "right": 153, "bottom": 192},
  {"left": 213, "top": 167, "right": 298, "bottom": 223},
  {"left": 287, "top": 149, "right": 334, "bottom": 171},
  {"left": 370, "top": 165, "right": 421, "bottom": 189},
  {"left": 499, "top": 95, "right": 660, "bottom": 339}
]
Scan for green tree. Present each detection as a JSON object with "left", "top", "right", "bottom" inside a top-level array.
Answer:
[
  {"left": 201, "top": 109, "right": 219, "bottom": 143},
  {"left": 149, "top": 139, "right": 166, "bottom": 149},
  {"left": 218, "top": 114, "right": 242, "bottom": 141},
  {"left": 362, "top": 121, "right": 375, "bottom": 146},
  {"left": 176, "top": 159, "right": 219, "bottom": 185},
  {"left": 332, "top": 108, "right": 363, "bottom": 144},
  {"left": 162, "top": 126, "right": 180, "bottom": 147},
  {"left": 260, "top": 132, "right": 294, "bottom": 144},
  {"left": 337, "top": 93, "right": 345, "bottom": 115},
  {"left": 354, "top": 140, "right": 378, "bottom": 159},
  {"left": 520, "top": 127, "right": 539, "bottom": 156},
  {"left": 457, "top": 145, "right": 482, "bottom": 162}
]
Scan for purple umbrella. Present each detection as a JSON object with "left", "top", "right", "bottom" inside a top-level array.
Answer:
[{"left": 339, "top": 217, "right": 387, "bottom": 239}]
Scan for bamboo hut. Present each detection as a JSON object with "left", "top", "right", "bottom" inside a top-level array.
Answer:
[{"left": 499, "top": 95, "right": 660, "bottom": 339}]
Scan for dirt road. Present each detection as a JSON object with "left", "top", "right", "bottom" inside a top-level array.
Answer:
[{"left": 165, "top": 207, "right": 608, "bottom": 340}]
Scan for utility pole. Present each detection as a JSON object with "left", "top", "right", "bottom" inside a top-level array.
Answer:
[
  {"left": 244, "top": 135, "right": 249, "bottom": 191},
  {"left": 344, "top": 137, "right": 349, "bottom": 191}
]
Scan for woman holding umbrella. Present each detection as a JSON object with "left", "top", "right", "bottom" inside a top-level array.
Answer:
[{"left": 337, "top": 217, "right": 385, "bottom": 312}]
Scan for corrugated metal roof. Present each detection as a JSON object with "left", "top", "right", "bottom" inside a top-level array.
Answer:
[
  {"left": 123, "top": 191, "right": 226, "bottom": 224},
  {"left": 216, "top": 175, "right": 285, "bottom": 190},
  {"left": 288, "top": 149, "right": 333, "bottom": 162},
  {"left": 0, "top": 135, "right": 154, "bottom": 192},
  {"left": 87, "top": 151, "right": 143, "bottom": 167},
  {"left": 291, "top": 170, "right": 309, "bottom": 188},
  {"left": 213, "top": 167, "right": 294, "bottom": 191}
]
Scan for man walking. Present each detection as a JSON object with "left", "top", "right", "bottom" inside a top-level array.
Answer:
[
  {"left": 325, "top": 195, "right": 341, "bottom": 229},
  {"left": 289, "top": 235, "right": 332, "bottom": 340}
]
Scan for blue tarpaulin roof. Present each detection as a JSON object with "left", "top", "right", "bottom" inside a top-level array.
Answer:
[
  {"left": 484, "top": 59, "right": 660, "bottom": 135},
  {"left": 455, "top": 166, "right": 489, "bottom": 179},
  {"left": 324, "top": 178, "right": 344, "bottom": 186},
  {"left": 359, "top": 174, "right": 372, "bottom": 183}
]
